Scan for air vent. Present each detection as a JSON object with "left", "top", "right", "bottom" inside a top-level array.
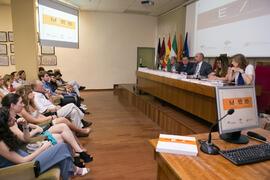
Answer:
[{"left": 123, "top": 10, "right": 151, "bottom": 15}]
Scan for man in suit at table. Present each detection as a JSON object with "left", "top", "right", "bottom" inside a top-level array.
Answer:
[
  {"left": 188, "top": 52, "right": 213, "bottom": 78},
  {"left": 167, "top": 56, "right": 180, "bottom": 73},
  {"left": 179, "top": 56, "right": 193, "bottom": 74}
]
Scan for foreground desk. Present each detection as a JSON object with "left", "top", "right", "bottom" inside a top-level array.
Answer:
[
  {"left": 149, "top": 128, "right": 270, "bottom": 180},
  {"left": 136, "top": 70, "right": 217, "bottom": 123}
]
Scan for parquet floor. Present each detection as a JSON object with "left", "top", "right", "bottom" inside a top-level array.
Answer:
[{"left": 73, "top": 91, "right": 166, "bottom": 180}]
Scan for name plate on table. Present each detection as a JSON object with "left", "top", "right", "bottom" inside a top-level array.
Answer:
[{"left": 156, "top": 134, "right": 198, "bottom": 156}]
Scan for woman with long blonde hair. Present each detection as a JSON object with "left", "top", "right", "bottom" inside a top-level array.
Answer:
[{"left": 16, "top": 85, "right": 91, "bottom": 137}]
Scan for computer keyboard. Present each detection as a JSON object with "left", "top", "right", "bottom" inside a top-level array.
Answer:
[{"left": 219, "top": 143, "right": 270, "bottom": 165}]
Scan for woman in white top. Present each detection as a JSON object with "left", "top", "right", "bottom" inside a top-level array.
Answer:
[
  {"left": 0, "top": 76, "right": 10, "bottom": 100},
  {"left": 226, "top": 54, "right": 255, "bottom": 85}
]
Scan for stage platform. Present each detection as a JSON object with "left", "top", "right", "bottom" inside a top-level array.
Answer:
[{"left": 114, "top": 84, "right": 210, "bottom": 135}]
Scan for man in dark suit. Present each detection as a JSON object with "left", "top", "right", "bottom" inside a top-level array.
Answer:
[
  {"left": 179, "top": 56, "right": 193, "bottom": 74},
  {"left": 188, "top": 52, "right": 213, "bottom": 77}
]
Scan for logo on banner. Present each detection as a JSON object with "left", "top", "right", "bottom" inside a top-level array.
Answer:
[{"left": 223, "top": 97, "right": 253, "bottom": 110}]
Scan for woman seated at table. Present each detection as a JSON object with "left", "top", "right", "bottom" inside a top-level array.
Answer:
[
  {"left": 226, "top": 54, "right": 254, "bottom": 85},
  {"left": 208, "top": 55, "right": 229, "bottom": 81},
  {"left": 0, "top": 107, "right": 89, "bottom": 180}
]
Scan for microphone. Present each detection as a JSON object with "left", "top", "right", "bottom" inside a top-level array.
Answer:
[{"left": 200, "top": 109, "right": 235, "bottom": 155}]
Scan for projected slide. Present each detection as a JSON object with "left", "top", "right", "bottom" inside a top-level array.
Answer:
[
  {"left": 188, "top": 0, "right": 270, "bottom": 57},
  {"left": 38, "top": 0, "right": 79, "bottom": 48}
]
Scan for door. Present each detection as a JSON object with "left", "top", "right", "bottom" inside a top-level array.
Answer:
[{"left": 137, "top": 47, "right": 155, "bottom": 69}]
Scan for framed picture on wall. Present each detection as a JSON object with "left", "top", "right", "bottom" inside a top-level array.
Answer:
[
  {"left": 10, "top": 44, "right": 14, "bottom": 53},
  {"left": 0, "top": 31, "right": 7, "bottom": 42},
  {"left": 41, "top": 46, "right": 55, "bottom": 55},
  {"left": 40, "top": 55, "right": 57, "bottom": 66},
  {"left": 0, "top": 55, "right": 9, "bottom": 66},
  {"left": 0, "top": 44, "right": 7, "bottom": 55},
  {"left": 10, "top": 55, "right": 15, "bottom": 65},
  {"left": 8, "top": 31, "right": 14, "bottom": 42}
]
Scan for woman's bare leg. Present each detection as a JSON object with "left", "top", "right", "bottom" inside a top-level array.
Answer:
[
  {"left": 48, "top": 123, "right": 84, "bottom": 152},
  {"left": 54, "top": 117, "right": 90, "bottom": 135}
]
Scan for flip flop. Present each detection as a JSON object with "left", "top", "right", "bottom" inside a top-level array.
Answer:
[{"left": 74, "top": 167, "right": 89, "bottom": 176}]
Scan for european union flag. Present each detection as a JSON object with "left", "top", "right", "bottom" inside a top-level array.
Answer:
[{"left": 183, "top": 32, "right": 189, "bottom": 57}]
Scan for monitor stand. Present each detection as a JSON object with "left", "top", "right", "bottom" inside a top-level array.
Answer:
[{"left": 220, "top": 131, "right": 249, "bottom": 144}]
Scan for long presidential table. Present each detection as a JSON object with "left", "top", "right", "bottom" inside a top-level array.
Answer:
[{"left": 136, "top": 69, "right": 218, "bottom": 124}]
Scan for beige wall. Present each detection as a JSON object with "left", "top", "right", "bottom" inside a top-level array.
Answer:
[
  {"left": 56, "top": 11, "right": 157, "bottom": 89},
  {"left": 0, "top": 5, "right": 16, "bottom": 75},
  {"left": 0, "top": 6, "right": 157, "bottom": 88},
  {"left": 157, "top": 7, "right": 186, "bottom": 48}
]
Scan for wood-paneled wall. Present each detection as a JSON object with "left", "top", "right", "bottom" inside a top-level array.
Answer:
[{"left": 115, "top": 84, "right": 209, "bottom": 135}]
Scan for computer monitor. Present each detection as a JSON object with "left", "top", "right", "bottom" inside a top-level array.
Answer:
[{"left": 215, "top": 85, "right": 259, "bottom": 144}]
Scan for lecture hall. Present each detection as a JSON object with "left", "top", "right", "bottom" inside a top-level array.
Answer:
[{"left": 0, "top": 0, "right": 270, "bottom": 179}]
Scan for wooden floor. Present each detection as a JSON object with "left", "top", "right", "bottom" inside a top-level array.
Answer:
[{"left": 73, "top": 91, "right": 166, "bottom": 180}]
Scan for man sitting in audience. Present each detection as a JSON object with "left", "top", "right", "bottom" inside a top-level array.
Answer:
[
  {"left": 38, "top": 71, "right": 80, "bottom": 108},
  {"left": 38, "top": 66, "right": 45, "bottom": 72},
  {"left": 18, "top": 70, "right": 28, "bottom": 85},
  {"left": 188, "top": 52, "right": 213, "bottom": 78},
  {"left": 167, "top": 56, "right": 180, "bottom": 73},
  {"left": 179, "top": 56, "right": 193, "bottom": 74},
  {"left": 11, "top": 71, "right": 23, "bottom": 89},
  {"left": 31, "top": 80, "right": 92, "bottom": 128},
  {"left": 54, "top": 71, "right": 85, "bottom": 101}
]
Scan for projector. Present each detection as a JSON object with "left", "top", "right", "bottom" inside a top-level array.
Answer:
[{"left": 141, "top": 0, "right": 154, "bottom": 6}]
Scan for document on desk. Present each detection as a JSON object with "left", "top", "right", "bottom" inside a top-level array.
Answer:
[{"left": 156, "top": 134, "right": 198, "bottom": 156}]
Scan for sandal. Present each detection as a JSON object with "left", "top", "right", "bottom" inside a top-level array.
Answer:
[
  {"left": 74, "top": 167, "right": 89, "bottom": 176},
  {"left": 73, "top": 157, "right": 85, "bottom": 168},
  {"left": 76, "top": 152, "right": 93, "bottom": 163}
]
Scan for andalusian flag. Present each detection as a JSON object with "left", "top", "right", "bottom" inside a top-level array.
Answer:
[
  {"left": 177, "top": 33, "right": 182, "bottom": 60},
  {"left": 169, "top": 34, "right": 177, "bottom": 58}
]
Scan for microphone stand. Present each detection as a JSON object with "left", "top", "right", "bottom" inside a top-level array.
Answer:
[{"left": 200, "top": 110, "right": 234, "bottom": 155}]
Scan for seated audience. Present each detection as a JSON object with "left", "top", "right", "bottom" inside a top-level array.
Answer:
[
  {"left": 227, "top": 53, "right": 255, "bottom": 85},
  {"left": 0, "top": 76, "right": 9, "bottom": 99},
  {"left": 0, "top": 107, "right": 89, "bottom": 179},
  {"left": 18, "top": 70, "right": 28, "bottom": 85},
  {"left": 54, "top": 71, "right": 85, "bottom": 100},
  {"left": 208, "top": 55, "right": 229, "bottom": 80},
  {"left": 188, "top": 52, "right": 213, "bottom": 78},
  {"left": 2, "top": 93, "right": 93, "bottom": 166},
  {"left": 38, "top": 71, "right": 80, "bottom": 108},
  {"left": 15, "top": 86, "right": 91, "bottom": 137},
  {"left": 3, "top": 74, "right": 15, "bottom": 92},
  {"left": 179, "top": 56, "right": 193, "bottom": 74},
  {"left": 11, "top": 71, "right": 23, "bottom": 89},
  {"left": 167, "top": 56, "right": 180, "bottom": 73},
  {"left": 31, "top": 80, "right": 92, "bottom": 128},
  {"left": 38, "top": 67, "right": 45, "bottom": 72}
]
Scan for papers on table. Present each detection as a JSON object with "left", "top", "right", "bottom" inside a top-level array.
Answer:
[{"left": 138, "top": 67, "right": 225, "bottom": 87}]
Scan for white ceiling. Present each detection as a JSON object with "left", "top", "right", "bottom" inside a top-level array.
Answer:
[
  {"left": 0, "top": 0, "right": 188, "bottom": 16},
  {"left": 65, "top": 0, "right": 188, "bottom": 16}
]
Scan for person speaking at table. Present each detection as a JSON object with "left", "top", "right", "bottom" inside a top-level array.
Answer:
[{"left": 188, "top": 52, "right": 213, "bottom": 78}]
